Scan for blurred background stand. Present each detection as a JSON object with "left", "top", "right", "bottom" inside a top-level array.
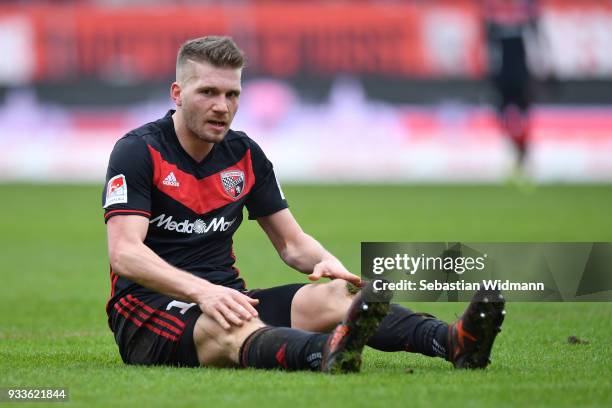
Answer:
[{"left": 0, "top": 0, "right": 611, "bottom": 183}]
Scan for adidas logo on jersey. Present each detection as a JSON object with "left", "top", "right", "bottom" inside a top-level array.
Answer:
[
  {"left": 162, "top": 172, "right": 180, "bottom": 187},
  {"left": 149, "top": 213, "right": 237, "bottom": 235}
]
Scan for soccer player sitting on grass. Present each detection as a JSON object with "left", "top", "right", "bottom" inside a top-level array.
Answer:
[{"left": 102, "top": 36, "right": 506, "bottom": 372}]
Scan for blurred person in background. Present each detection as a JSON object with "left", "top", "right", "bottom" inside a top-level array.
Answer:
[{"left": 483, "top": 0, "right": 548, "bottom": 177}]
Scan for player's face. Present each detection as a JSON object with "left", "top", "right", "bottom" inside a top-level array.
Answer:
[{"left": 176, "top": 61, "right": 241, "bottom": 143}]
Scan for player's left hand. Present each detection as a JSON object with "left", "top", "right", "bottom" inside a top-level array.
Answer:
[{"left": 308, "top": 259, "right": 362, "bottom": 286}]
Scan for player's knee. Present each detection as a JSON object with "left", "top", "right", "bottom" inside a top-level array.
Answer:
[
  {"left": 319, "top": 280, "right": 353, "bottom": 312},
  {"left": 330, "top": 279, "right": 354, "bottom": 298},
  {"left": 193, "top": 315, "right": 265, "bottom": 366},
  {"left": 297, "top": 280, "right": 346, "bottom": 309},
  {"left": 292, "top": 280, "right": 353, "bottom": 332},
  {"left": 216, "top": 323, "right": 254, "bottom": 351}
]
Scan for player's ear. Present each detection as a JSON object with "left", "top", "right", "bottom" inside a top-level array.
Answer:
[{"left": 171, "top": 82, "right": 182, "bottom": 107}]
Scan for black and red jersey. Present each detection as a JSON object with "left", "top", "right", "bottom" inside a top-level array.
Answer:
[{"left": 102, "top": 110, "right": 288, "bottom": 310}]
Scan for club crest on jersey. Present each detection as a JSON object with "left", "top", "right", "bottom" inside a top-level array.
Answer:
[
  {"left": 220, "top": 170, "right": 245, "bottom": 199},
  {"left": 104, "top": 174, "right": 127, "bottom": 208}
]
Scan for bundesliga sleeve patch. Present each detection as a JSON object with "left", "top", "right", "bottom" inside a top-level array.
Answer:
[{"left": 104, "top": 174, "right": 128, "bottom": 208}]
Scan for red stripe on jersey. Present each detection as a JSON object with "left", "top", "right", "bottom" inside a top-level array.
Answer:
[
  {"left": 119, "top": 298, "right": 183, "bottom": 335},
  {"left": 147, "top": 145, "right": 255, "bottom": 215},
  {"left": 113, "top": 303, "right": 178, "bottom": 341},
  {"left": 127, "top": 294, "right": 186, "bottom": 328},
  {"left": 110, "top": 269, "right": 119, "bottom": 298},
  {"left": 104, "top": 209, "right": 151, "bottom": 219},
  {"left": 106, "top": 268, "right": 118, "bottom": 330},
  {"left": 106, "top": 267, "right": 120, "bottom": 319}
]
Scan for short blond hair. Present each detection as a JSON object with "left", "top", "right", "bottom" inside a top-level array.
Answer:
[{"left": 176, "top": 36, "right": 245, "bottom": 81}]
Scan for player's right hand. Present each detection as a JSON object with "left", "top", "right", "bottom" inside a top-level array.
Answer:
[{"left": 196, "top": 283, "right": 260, "bottom": 330}]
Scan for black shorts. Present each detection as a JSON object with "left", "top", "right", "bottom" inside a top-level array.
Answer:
[{"left": 108, "top": 283, "right": 306, "bottom": 367}]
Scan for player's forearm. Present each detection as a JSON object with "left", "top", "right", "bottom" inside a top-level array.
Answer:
[
  {"left": 280, "top": 232, "right": 336, "bottom": 274},
  {"left": 109, "top": 242, "right": 210, "bottom": 303}
]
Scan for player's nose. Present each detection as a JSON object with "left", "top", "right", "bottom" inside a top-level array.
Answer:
[{"left": 212, "top": 96, "right": 230, "bottom": 114}]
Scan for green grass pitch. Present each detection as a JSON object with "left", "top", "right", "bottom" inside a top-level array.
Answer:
[{"left": 0, "top": 184, "right": 611, "bottom": 407}]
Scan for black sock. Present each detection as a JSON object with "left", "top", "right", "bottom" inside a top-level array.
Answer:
[
  {"left": 367, "top": 304, "right": 449, "bottom": 358},
  {"left": 239, "top": 326, "right": 329, "bottom": 371}
]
